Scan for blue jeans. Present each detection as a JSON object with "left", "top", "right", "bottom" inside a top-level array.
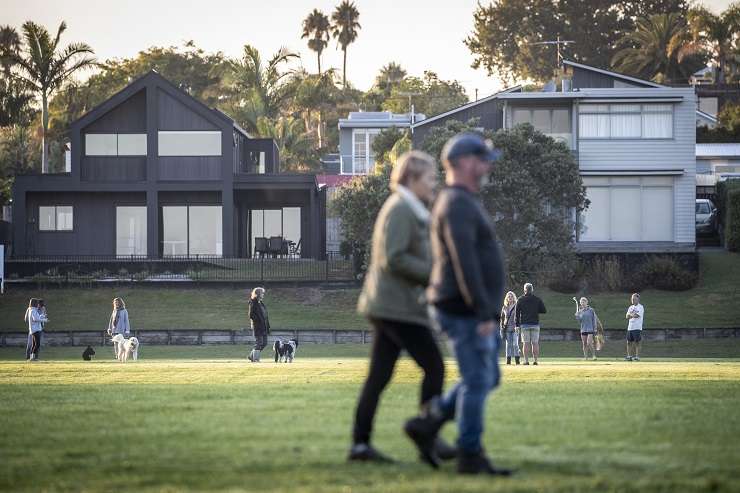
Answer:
[
  {"left": 501, "top": 328, "right": 520, "bottom": 357},
  {"left": 429, "top": 306, "right": 501, "bottom": 454}
]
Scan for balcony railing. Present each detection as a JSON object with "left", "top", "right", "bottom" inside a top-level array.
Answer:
[{"left": 339, "top": 154, "right": 375, "bottom": 175}]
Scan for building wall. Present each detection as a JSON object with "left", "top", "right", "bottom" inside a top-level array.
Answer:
[{"left": 411, "top": 99, "right": 503, "bottom": 148}]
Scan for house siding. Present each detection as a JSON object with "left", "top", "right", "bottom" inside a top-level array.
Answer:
[{"left": 411, "top": 99, "right": 503, "bottom": 148}]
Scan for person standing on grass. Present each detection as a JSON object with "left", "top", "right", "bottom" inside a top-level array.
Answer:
[
  {"left": 516, "top": 283, "right": 547, "bottom": 365},
  {"left": 625, "top": 293, "right": 644, "bottom": 361},
  {"left": 107, "top": 297, "right": 131, "bottom": 359},
  {"left": 24, "top": 298, "right": 46, "bottom": 361},
  {"left": 248, "top": 287, "right": 270, "bottom": 362},
  {"left": 500, "top": 291, "right": 520, "bottom": 365},
  {"left": 350, "top": 151, "right": 454, "bottom": 467},
  {"left": 574, "top": 297, "right": 599, "bottom": 360},
  {"left": 421, "top": 133, "right": 512, "bottom": 476}
]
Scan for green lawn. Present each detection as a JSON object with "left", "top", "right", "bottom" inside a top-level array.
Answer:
[
  {"left": 1, "top": 343, "right": 739, "bottom": 492},
  {"left": 1, "top": 251, "right": 739, "bottom": 331}
]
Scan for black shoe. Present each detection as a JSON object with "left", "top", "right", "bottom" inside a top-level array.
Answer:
[
  {"left": 457, "top": 450, "right": 513, "bottom": 476},
  {"left": 404, "top": 417, "right": 440, "bottom": 469},
  {"left": 533, "top": 361, "right": 538, "bottom": 366},
  {"left": 523, "top": 361, "right": 530, "bottom": 365},
  {"left": 434, "top": 437, "right": 457, "bottom": 461},
  {"left": 347, "top": 443, "right": 395, "bottom": 463},
  {"left": 506, "top": 357, "right": 511, "bottom": 365},
  {"left": 515, "top": 357, "right": 520, "bottom": 365}
]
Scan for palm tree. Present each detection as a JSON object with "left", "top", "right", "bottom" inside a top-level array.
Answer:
[
  {"left": 684, "top": 4, "right": 740, "bottom": 83},
  {"left": 13, "top": 21, "right": 95, "bottom": 173},
  {"left": 256, "top": 116, "right": 317, "bottom": 171},
  {"left": 611, "top": 13, "right": 704, "bottom": 84},
  {"left": 0, "top": 25, "right": 22, "bottom": 76},
  {"left": 301, "top": 9, "right": 331, "bottom": 75},
  {"left": 287, "top": 68, "right": 337, "bottom": 148},
  {"left": 331, "top": 0, "right": 361, "bottom": 88},
  {"left": 374, "top": 62, "right": 406, "bottom": 94},
  {"left": 224, "top": 44, "right": 298, "bottom": 133}
]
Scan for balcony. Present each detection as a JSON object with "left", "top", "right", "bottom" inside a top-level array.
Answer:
[{"left": 339, "top": 154, "right": 375, "bottom": 175}]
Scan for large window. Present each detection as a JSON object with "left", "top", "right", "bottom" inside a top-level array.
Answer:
[
  {"left": 512, "top": 107, "right": 571, "bottom": 146},
  {"left": 158, "top": 131, "right": 222, "bottom": 156},
  {"left": 579, "top": 177, "right": 674, "bottom": 242},
  {"left": 39, "top": 206, "right": 73, "bottom": 231},
  {"left": 579, "top": 104, "right": 673, "bottom": 139},
  {"left": 344, "top": 130, "right": 379, "bottom": 174},
  {"left": 85, "top": 134, "right": 147, "bottom": 156},
  {"left": 116, "top": 206, "right": 147, "bottom": 256},
  {"left": 250, "top": 207, "right": 301, "bottom": 255},
  {"left": 162, "top": 205, "right": 222, "bottom": 256}
]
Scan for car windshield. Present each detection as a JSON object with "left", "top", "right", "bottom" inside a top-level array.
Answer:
[{"left": 696, "top": 202, "right": 711, "bottom": 214}]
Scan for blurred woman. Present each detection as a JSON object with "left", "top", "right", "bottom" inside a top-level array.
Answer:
[
  {"left": 24, "top": 298, "right": 46, "bottom": 361},
  {"left": 350, "top": 151, "right": 453, "bottom": 467},
  {"left": 574, "top": 297, "right": 599, "bottom": 360},
  {"left": 107, "top": 297, "right": 131, "bottom": 359},
  {"left": 248, "top": 287, "right": 270, "bottom": 362},
  {"left": 500, "top": 291, "right": 520, "bottom": 365}
]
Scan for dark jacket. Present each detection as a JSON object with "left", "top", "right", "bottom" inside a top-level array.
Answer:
[
  {"left": 515, "top": 293, "right": 547, "bottom": 326},
  {"left": 248, "top": 299, "right": 270, "bottom": 335},
  {"left": 427, "top": 185, "right": 505, "bottom": 322},
  {"left": 357, "top": 192, "right": 432, "bottom": 327}
]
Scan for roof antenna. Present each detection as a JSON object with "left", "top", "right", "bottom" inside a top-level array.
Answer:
[{"left": 530, "top": 36, "right": 574, "bottom": 70}]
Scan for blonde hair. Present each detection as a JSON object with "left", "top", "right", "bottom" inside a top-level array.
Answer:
[
  {"left": 503, "top": 291, "right": 517, "bottom": 307},
  {"left": 251, "top": 287, "right": 265, "bottom": 300},
  {"left": 113, "top": 297, "right": 125, "bottom": 310},
  {"left": 390, "top": 150, "right": 436, "bottom": 191}
]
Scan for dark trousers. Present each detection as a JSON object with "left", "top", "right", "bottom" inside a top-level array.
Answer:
[
  {"left": 26, "top": 331, "right": 42, "bottom": 359},
  {"left": 253, "top": 333, "right": 267, "bottom": 351},
  {"left": 352, "top": 317, "right": 444, "bottom": 445}
]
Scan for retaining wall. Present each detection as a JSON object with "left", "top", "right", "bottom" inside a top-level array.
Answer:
[{"left": 1, "top": 328, "right": 739, "bottom": 347}]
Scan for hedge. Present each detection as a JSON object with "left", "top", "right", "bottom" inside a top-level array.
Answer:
[
  {"left": 726, "top": 188, "right": 740, "bottom": 252},
  {"left": 716, "top": 181, "right": 740, "bottom": 249}
]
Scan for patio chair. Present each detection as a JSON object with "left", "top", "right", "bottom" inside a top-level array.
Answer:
[
  {"left": 268, "top": 236, "right": 283, "bottom": 258},
  {"left": 254, "top": 237, "right": 269, "bottom": 258},
  {"left": 289, "top": 238, "right": 302, "bottom": 258}
]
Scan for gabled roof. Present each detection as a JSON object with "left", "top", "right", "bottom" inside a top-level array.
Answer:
[
  {"left": 70, "top": 70, "right": 232, "bottom": 131},
  {"left": 410, "top": 85, "right": 521, "bottom": 129},
  {"left": 563, "top": 60, "right": 665, "bottom": 88}
]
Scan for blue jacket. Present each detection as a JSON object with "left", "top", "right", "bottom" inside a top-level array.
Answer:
[
  {"left": 25, "top": 307, "right": 47, "bottom": 334},
  {"left": 108, "top": 308, "right": 130, "bottom": 335}
]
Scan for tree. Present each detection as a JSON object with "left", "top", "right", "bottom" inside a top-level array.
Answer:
[
  {"left": 256, "top": 116, "right": 319, "bottom": 171},
  {"left": 302, "top": 9, "right": 331, "bottom": 74},
  {"left": 611, "top": 13, "right": 707, "bottom": 84},
  {"left": 331, "top": 0, "right": 361, "bottom": 87},
  {"left": 465, "top": 0, "right": 689, "bottom": 83},
  {"left": 375, "top": 62, "right": 406, "bottom": 93},
  {"left": 383, "top": 71, "right": 468, "bottom": 117},
  {"left": 0, "top": 25, "right": 34, "bottom": 128},
  {"left": 13, "top": 21, "right": 95, "bottom": 173},
  {"left": 287, "top": 68, "right": 338, "bottom": 149},
  {"left": 697, "top": 102, "right": 740, "bottom": 143},
  {"left": 371, "top": 127, "right": 407, "bottom": 169},
  {"left": 684, "top": 3, "right": 740, "bottom": 83}
]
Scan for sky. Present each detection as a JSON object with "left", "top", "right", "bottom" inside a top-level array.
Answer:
[{"left": 3, "top": 0, "right": 735, "bottom": 101}]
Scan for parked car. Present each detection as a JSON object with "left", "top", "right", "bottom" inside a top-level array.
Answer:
[{"left": 696, "top": 199, "right": 717, "bottom": 235}]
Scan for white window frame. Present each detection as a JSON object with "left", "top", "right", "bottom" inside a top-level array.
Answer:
[
  {"left": 578, "top": 104, "right": 674, "bottom": 140},
  {"left": 345, "top": 129, "right": 381, "bottom": 175},
  {"left": 510, "top": 107, "right": 572, "bottom": 147},
  {"left": 85, "top": 133, "right": 147, "bottom": 156},
  {"left": 38, "top": 205, "right": 73, "bottom": 232},
  {"left": 158, "top": 131, "right": 222, "bottom": 157}
]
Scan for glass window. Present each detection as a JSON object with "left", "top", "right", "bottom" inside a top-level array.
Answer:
[
  {"left": 158, "top": 131, "right": 222, "bottom": 156},
  {"left": 39, "top": 206, "right": 56, "bottom": 231},
  {"left": 353, "top": 131, "right": 368, "bottom": 174},
  {"left": 579, "top": 104, "right": 673, "bottom": 139},
  {"left": 85, "top": 134, "right": 117, "bottom": 156},
  {"left": 512, "top": 109, "right": 530, "bottom": 125},
  {"left": 116, "top": 207, "right": 147, "bottom": 256},
  {"left": 552, "top": 109, "right": 570, "bottom": 133},
  {"left": 162, "top": 206, "right": 188, "bottom": 256},
  {"left": 642, "top": 110, "right": 672, "bottom": 138},
  {"left": 696, "top": 202, "right": 710, "bottom": 214},
  {"left": 532, "top": 109, "right": 551, "bottom": 133},
  {"left": 283, "top": 207, "right": 301, "bottom": 245},
  {"left": 610, "top": 112, "right": 641, "bottom": 138},
  {"left": 250, "top": 208, "right": 302, "bottom": 257},
  {"left": 117, "top": 134, "right": 147, "bottom": 156},
  {"left": 56, "top": 206, "right": 73, "bottom": 231},
  {"left": 189, "top": 206, "right": 222, "bottom": 255}
]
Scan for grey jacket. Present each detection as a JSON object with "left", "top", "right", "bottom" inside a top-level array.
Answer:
[
  {"left": 108, "top": 308, "right": 131, "bottom": 335},
  {"left": 24, "top": 307, "right": 47, "bottom": 334},
  {"left": 576, "top": 307, "right": 597, "bottom": 333}
]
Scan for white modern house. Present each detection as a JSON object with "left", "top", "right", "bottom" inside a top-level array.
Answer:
[{"left": 412, "top": 60, "right": 698, "bottom": 253}]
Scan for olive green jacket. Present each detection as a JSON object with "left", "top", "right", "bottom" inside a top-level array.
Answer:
[{"left": 357, "top": 192, "right": 431, "bottom": 327}]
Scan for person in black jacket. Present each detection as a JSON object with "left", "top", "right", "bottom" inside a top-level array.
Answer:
[
  {"left": 248, "top": 287, "right": 270, "bottom": 362},
  {"left": 417, "top": 133, "right": 512, "bottom": 476},
  {"left": 515, "top": 283, "right": 547, "bottom": 365}
]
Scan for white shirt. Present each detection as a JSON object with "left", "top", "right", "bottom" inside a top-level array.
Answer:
[{"left": 626, "top": 303, "right": 644, "bottom": 331}]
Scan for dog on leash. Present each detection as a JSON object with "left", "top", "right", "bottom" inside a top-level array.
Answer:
[
  {"left": 82, "top": 345, "right": 96, "bottom": 361},
  {"left": 273, "top": 338, "right": 299, "bottom": 363},
  {"left": 111, "top": 334, "right": 139, "bottom": 362}
]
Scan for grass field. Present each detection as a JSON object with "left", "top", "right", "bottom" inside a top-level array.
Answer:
[
  {"left": 1, "top": 251, "right": 739, "bottom": 332},
  {"left": 1, "top": 341, "right": 739, "bottom": 492}
]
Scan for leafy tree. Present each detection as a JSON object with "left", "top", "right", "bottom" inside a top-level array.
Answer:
[
  {"left": 611, "top": 13, "right": 707, "bottom": 84},
  {"left": 12, "top": 21, "right": 96, "bottom": 173},
  {"left": 286, "top": 68, "right": 338, "bottom": 149},
  {"left": 684, "top": 3, "right": 740, "bottom": 83},
  {"left": 465, "top": 0, "right": 689, "bottom": 83},
  {"left": 0, "top": 25, "right": 34, "bottom": 128},
  {"left": 302, "top": 9, "right": 331, "bottom": 75},
  {"left": 383, "top": 71, "right": 468, "bottom": 117},
  {"left": 371, "top": 127, "right": 407, "bottom": 168},
  {"left": 697, "top": 102, "right": 740, "bottom": 143},
  {"left": 331, "top": 0, "right": 361, "bottom": 87},
  {"left": 256, "top": 116, "right": 319, "bottom": 172}
]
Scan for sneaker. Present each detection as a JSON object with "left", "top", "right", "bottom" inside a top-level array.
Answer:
[
  {"left": 404, "top": 417, "right": 441, "bottom": 469},
  {"left": 347, "top": 443, "right": 395, "bottom": 463},
  {"left": 457, "top": 450, "right": 514, "bottom": 476},
  {"left": 633, "top": 356, "right": 640, "bottom": 361},
  {"left": 624, "top": 356, "right": 633, "bottom": 361},
  {"left": 523, "top": 361, "right": 530, "bottom": 366},
  {"left": 533, "top": 361, "right": 538, "bottom": 366}
]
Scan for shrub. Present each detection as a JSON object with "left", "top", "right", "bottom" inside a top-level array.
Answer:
[
  {"left": 546, "top": 269, "right": 581, "bottom": 293},
  {"left": 631, "top": 257, "right": 698, "bottom": 291},
  {"left": 725, "top": 189, "right": 740, "bottom": 252}
]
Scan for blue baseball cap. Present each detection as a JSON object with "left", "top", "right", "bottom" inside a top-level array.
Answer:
[{"left": 441, "top": 133, "right": 502, "bottom": 164}]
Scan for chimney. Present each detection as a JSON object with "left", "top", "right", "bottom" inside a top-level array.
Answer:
[{"left": 562, "top": 78, "right": 572, "bottom": 92}]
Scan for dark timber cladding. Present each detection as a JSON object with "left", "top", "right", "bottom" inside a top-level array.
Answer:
[
  {"left": 11, "top": 70, "right": 326, "bottom": 259},
  {"left": 411, "top": 97, "right": 504, "bottom": 148}
]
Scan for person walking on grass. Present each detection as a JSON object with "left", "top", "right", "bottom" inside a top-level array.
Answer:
[
  {"left": 574, "top": 297, "right": 600, "bottom": 360},
  {"left": 107, "top": 297, "right": 131, "bottom": 359},
  {"left": 419, "top": 133, "right": 513, "bottom": 476},
  {"left": 500, "top": 291, "right": 520, "bottom": 365},
  {"left": 625, "top": 293, "right": 644, "bottom": 361},
  {"left": 516, "top": 283, "right": 546, "bottom": 365},
  {"left": 24, "top": 298, "right": 47, "bottom": 361},
  {"left": 350, "top": 151, "right": 455, "bottom": 468},
  {"left": 248, "top": 287, "right": 270, "bottom": 362}
]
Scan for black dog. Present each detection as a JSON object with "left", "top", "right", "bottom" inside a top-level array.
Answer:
[
  {"left": 82, "top": 346, "right": 96, "bottom": 361},
  {"left": 273, "top": 339, "right": 299, "bottom": 363}
]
